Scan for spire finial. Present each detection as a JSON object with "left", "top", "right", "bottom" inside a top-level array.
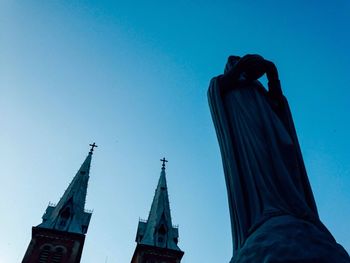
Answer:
[
  {"left": 89, "top": 142, "right": 98, "bottom": 154},
  {"left": 160, "top": 157, "right": 168, "bottom": 170}
]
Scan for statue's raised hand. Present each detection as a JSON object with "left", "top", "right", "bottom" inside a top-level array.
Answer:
[{"left": 264, "top": 60, "right": 279, "bottom": 81}]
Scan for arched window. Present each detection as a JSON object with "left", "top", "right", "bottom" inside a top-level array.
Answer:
[
  {"left": 38, "top": 245, "right": 51, "bottom": 263},
  {"left": 51, "top": 247, "right": 64, "bottom": 263},
  {"left": 58, "top": 207, "right": 71, "bottom": 228},
  {"left": 156, "top": 224, "right": 167, "bottom": 247},
  {"left": 158, "top": 224, "right": 166, "bottom": 235}
]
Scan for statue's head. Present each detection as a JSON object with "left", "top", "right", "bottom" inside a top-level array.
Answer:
[
  {"left": 224, "top": 54, "right": 266, "bottom": 80},
  {"left": 240, "top": 54, "right": 265, "bottom": 80},
  {"left": 224, "top": 56, "right": 241, "bottom": 74}
]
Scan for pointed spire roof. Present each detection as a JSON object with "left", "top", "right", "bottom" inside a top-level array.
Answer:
[
  {"left": 38, "top": 144, "right": 96, "bottom": 234},
  {"left": 136, "top": 159, "right": 181, "bottom": 251}
]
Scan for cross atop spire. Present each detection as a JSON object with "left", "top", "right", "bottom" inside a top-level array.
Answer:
[
  {"left": 89, "top": 142, "right": 98, "bottom": 154},
  {"left": 160, "top": 157, "right": 168, "bottom": 170}
]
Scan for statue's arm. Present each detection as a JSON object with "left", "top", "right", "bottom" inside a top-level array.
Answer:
[
  {"left": 265, "top": 60, "right": 319, "bottom": 215},
  {"left": 265, "top": 60, "right": 283, "bottom": 102}
]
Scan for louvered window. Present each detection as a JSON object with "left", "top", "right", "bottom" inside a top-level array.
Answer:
[
  {"left": 51, "top": 247, "right": 63, "bottom": 263},
  {"left": 38, "top": 245, "right": 51, "bottom": 263}
]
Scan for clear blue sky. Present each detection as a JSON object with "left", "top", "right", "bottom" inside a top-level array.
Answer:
[{"left": 1, "top": 1, "right": 349, "bottom": 262}]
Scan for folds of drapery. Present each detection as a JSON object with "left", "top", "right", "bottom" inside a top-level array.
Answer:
[{"left": 208, "top": 77, "right": 319, "bottom": 253}]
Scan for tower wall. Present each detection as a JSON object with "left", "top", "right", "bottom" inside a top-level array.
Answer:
[
  {"left": 22, "top": 226, "right": 86, "bottom": 263},
  {"left": 131, "top": 244, "right": 184, "bottom": 263}
]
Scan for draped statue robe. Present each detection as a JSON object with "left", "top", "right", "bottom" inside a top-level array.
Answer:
[{"left": 208, "top": 75, "right": 320, "bottom": 253}]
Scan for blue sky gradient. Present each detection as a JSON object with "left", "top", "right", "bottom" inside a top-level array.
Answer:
[{"left": 1, "top": 1, "right": 350, "bottom": 262}]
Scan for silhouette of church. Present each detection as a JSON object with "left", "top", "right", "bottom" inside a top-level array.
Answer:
[{"left": 22, "top": 144, "right": 184, "bottom": 263}]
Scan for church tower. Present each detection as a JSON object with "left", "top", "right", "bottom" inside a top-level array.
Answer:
[
  {"left": 131, "top": 158, "right": 184, "bottom": 263},
  {"left": 22, "top": 143, "right": 97, "bottom": 263}
]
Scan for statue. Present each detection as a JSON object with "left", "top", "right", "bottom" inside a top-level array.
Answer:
[{"left": 208, "top": 54, "right": 350, "bottom": 262}]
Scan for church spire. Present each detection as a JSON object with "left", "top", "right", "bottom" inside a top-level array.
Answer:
[
  {"left": 38, "top": 144, "right": 96, "bottom": 234},
  {"left": 22, "top": 144, "right": 96, "bottom": 263},
  {"left": 135, "top": 158, "right": 181, "bottom": 251}
]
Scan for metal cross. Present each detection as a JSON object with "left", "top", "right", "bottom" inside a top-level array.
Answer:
[
  {"left": 89, "top": 142, "right": 98, "bottom": 153},
  {"left": 160, "top": 157, "right": 168, "bottom": 169}
]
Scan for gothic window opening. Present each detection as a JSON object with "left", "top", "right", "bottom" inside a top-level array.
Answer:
[
  {"left": 58, "top": 206, "right": 71, "bottom": 227},
  {"left": 156, "top": 224, "right": 167, "bottom": 247},
  {"left": 51, "top": 247, "right": 65, "bottom": 263},
  {"left": 158, "top": 224, "right": 166, "bottom": 235},
  {"left": 61, "top": 207, "right": 71, "bottom": 219},
  {"left": 38, "top": 245, "right": 51, "bottom": 263}
]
